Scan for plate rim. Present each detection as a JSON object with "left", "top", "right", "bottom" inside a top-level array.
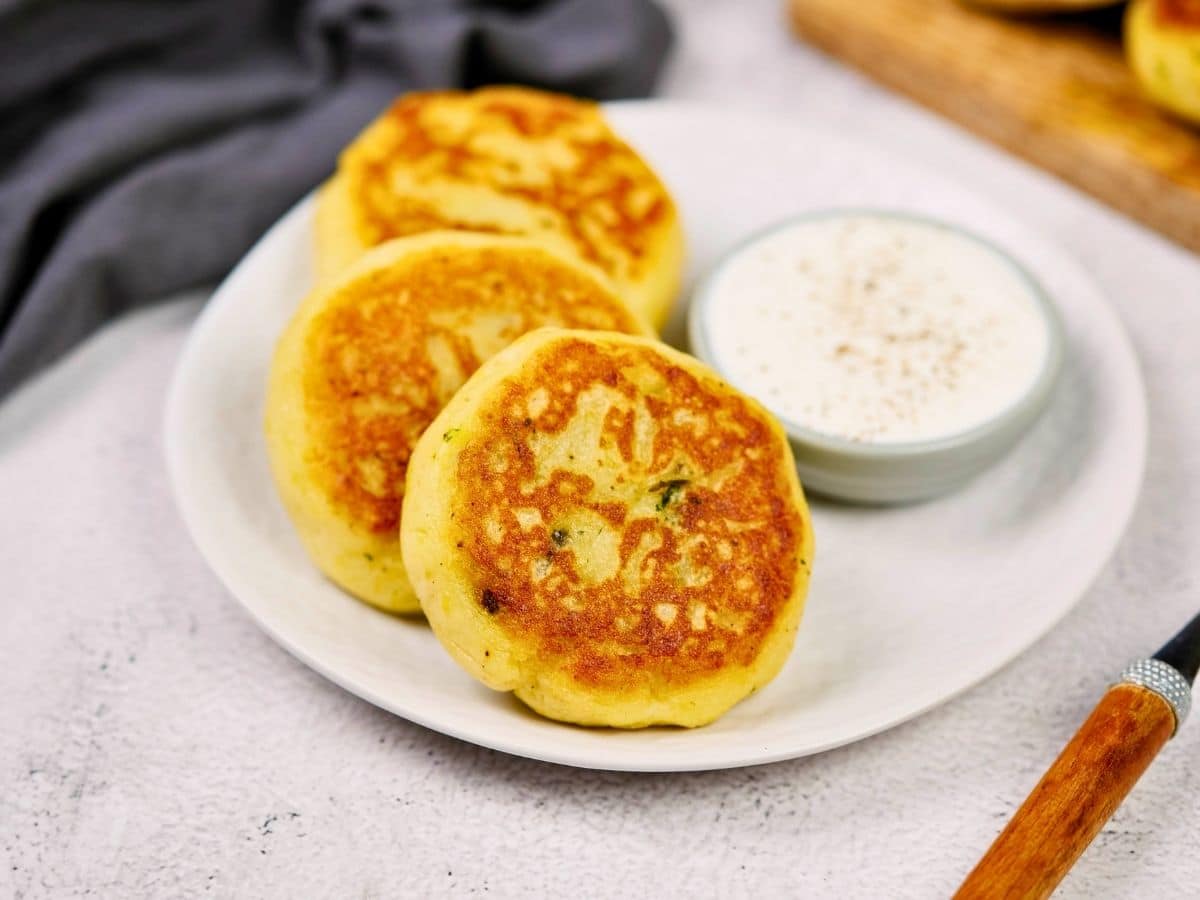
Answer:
[{"left": 165, "top": 100, "right": 1148, "bottom": 772}]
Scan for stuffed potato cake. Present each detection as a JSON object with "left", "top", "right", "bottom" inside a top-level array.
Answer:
[
  {"left": 265, "top": 233, "right": 650, "bottom": 614},
  {"left": 401, "top": 329, "right": 814, "bottom": 727},
  {"left": 1127, "top": 0, "right": 1200, "bottom": 125},
  {"left": 315, "top": 86, "right": 684, "bottom": 328}
]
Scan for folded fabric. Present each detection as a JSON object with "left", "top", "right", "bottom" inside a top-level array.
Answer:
[{"left": 0, "top": 0, "right": 674, "bottom": 399}]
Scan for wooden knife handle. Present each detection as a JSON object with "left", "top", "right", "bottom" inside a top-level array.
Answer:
[{"left": 955, "top": 682, "right": 1175, "bottom": 900}]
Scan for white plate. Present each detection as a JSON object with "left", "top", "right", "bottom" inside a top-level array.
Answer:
[{"left": 165, "top": 103, "right": 1146, "bottom": 772}]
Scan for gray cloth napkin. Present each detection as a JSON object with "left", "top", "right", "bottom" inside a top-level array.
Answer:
[{"left": 0, "top": 0, "right": 673, "bottom": 399}]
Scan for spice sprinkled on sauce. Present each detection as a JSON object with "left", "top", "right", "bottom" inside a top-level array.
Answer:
[{"left": 702, "top": 215, "right": 1051, "bottom": 443}]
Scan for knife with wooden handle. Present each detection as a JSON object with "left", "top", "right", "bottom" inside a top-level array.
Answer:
[{"left": 955, "top": 612, "right": 1199, "bottom": 899}]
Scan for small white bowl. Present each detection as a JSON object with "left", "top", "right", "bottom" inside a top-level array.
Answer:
[{"left": 688, "top": 210, "right": 1065, "bottom": 504}]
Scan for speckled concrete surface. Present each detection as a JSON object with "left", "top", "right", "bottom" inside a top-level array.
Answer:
[{"left": 3, "top": 2, "right": 1200, "bottom": 897}]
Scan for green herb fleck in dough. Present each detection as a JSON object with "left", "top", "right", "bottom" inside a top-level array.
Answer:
[{"left": 652, "top": 478, "right": 690, "bottom": 512}]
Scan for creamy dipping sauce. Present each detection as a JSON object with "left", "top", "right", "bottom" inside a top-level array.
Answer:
[{"left": 700, "top": 215, "right": 1051, "bottom": 443}]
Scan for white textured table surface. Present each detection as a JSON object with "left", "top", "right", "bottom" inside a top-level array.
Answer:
[{"left": 4, "top": 2, "right": 1199, "bottom": 897}]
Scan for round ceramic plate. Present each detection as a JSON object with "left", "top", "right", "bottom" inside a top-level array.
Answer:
[{"left": 165, "top": 103, "right": 1146, "bottom": 772}]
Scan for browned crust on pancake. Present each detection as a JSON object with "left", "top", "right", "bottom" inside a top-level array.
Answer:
[
  {"left": 451, "top": 337, "right": 809, "bottom": 690},
  {"left": 302, "top": 246, "right": 644, "bottom": 536},
  {"left": 1156, "top": 0, "right": 1200, "bottom": 26},
  {"left": 344, "top": 88, "right": 672, "bottom": 284}
]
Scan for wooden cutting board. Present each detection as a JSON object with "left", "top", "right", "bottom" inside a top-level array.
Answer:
[{"left": 788, "top": 0, "right": 1200, "bottom": 254}]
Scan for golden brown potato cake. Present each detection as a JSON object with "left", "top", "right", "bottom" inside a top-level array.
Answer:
[
  {"left": 401, "top": 329, "right": 814, "bottom": 727},
  {"left": 265, "top": 233, "right": 651, "bottom": 614},
  {"left": 315, "top": 86, "right": 684, "bottom": 328},
  {"left": 1126, "top": 0, "right": 1200, "bottom": 125}
]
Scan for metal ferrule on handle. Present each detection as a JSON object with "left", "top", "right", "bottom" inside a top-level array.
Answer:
[{"left": 1119, "top": 658, "right": 1192, "bottom": 735}]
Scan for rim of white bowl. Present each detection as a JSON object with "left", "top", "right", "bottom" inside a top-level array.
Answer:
[{"left": 687, "top": 207, "right": 1066, "bottom": 460}]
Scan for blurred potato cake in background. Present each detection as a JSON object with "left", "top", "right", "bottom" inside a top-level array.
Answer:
[
  {"left": 401, "top": 329, "right": 814, "bottom": 728},
  {"left": 1126, "top": 0, "right": 1200, "bottom": 124},
  {"left": 316, "top": 87, "right": 685, "bottom": 328},
  {"left": 959, "top": 0, "right": 1200, "bottom": 125},
  {"left": 265, "top": 233, "right": 651, "bottom": 615}
]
